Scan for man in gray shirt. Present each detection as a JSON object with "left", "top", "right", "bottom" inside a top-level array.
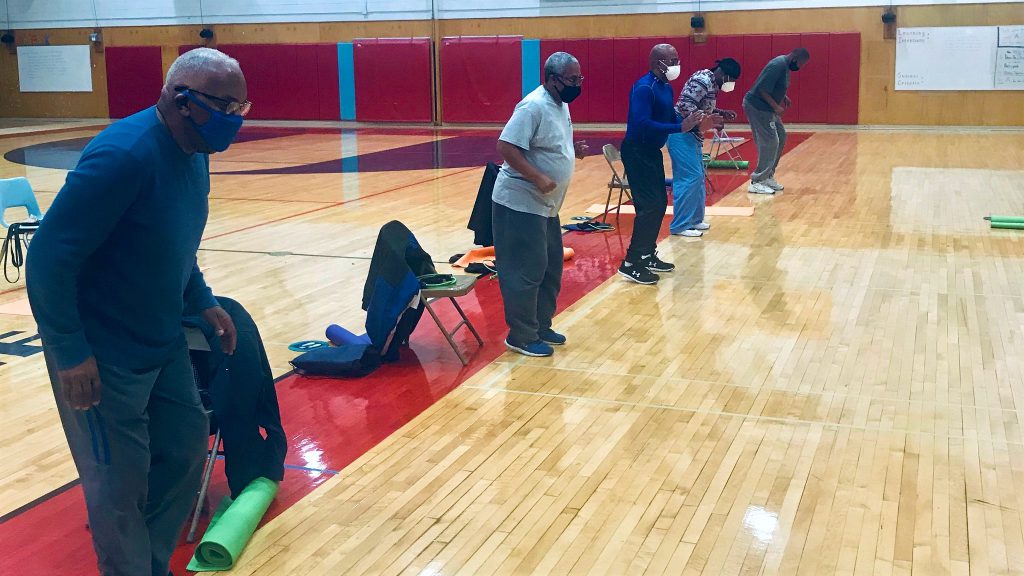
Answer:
[
  {"left": 743, "top": 48, "right": 810, "bottom": 195},
  {"left": 493, "top": 51, "right": 587, "bottom": 357}
]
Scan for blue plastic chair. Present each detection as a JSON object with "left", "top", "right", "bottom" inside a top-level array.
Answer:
[{"left": 0, "top": 177, "right": 43, "bottom": 228}]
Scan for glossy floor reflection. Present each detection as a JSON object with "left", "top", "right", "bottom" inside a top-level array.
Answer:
[{"left": 1, "top": 126, "right": 1024, "bottom": 575}]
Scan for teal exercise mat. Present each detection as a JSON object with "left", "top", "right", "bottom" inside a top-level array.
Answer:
[
  {"left": 187, "top": 477, "right": 279, "bottom": 572},
  {"left": 706, "top": 159, "right": 749, "bottom": 169},
  {"left": 991, "top": 221, "right": 1024, "bottom": 230},
  {"left": 987, "top": 215, "right": 1024, "bottom": 224}
]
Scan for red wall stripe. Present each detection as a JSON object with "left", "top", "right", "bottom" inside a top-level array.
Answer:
[
  {"left": 441, "top": 36, "right": 523, "bottom": 123},
  {"left": 315, "top": 43, "right": 341, "bottom": 121},
  {"left": 105, "top": 46, "right": 164, "bottom": 119},
  {"left": 176, "top": 43, "right": 340, "bottom": 121},
  {"left": 827, "top": 33, "right": 861, "bottom": 125},
  {"left": 170, "top": 33, "right": 859, "bottom": 125},
  {"left": 797, "top": 33, "right": 832, "bottom": 123},
  {"left": 354, "top": 38, "right": 432, "bottom": 123}
]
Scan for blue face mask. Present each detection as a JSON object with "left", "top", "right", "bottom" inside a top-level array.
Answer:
[{"left": 183, "top": 90, "right": 243, "bottom": 152}]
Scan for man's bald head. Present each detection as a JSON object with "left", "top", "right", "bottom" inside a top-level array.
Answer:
[
  {"left": 649, "top": 44, "right": 679, "bottom": 81},
  {"left": 650, "top": 44, "right": 678, "bottom": 66}
]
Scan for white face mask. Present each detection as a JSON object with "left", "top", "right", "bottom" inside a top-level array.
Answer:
[
  {"left": 721, "top": 81, "right": 736, "bottom": 93},
  {"left": 665, "top": 65, "right": 681, "bottom": 81}
]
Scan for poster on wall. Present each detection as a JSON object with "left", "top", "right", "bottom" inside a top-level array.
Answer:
[
  {"left": 896, "top": 26, "right": 1024, "bottom": 91},
  {"left": 17, "top": 45, "right": 94, "bottom": 92}
]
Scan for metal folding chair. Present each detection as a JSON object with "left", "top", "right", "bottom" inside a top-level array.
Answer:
[
  {"left": 420, "top": 275, "right": 483, "bottom": 366},
  {"left": 706, "top": 128, "right": 745, "bottom": 169},
  {"left": 184, "top": 326, "right": 223, "bottom": 543},
  {"left": 601, "top": 144, "right": 633, "bottom": 223}
]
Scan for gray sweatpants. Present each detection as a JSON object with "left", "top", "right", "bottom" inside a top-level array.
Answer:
[
  {"left": 492, "top": 202, "right": 563, "bottom": 345},
  {"left": 744, "top": 101, "right": 788, "bottom": 183},
  {"left": 46, "top": 345, "right": 208, "bottom": 576}
]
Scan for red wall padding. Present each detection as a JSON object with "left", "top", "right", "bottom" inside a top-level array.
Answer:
[
  {"left": 738, "top": 35, "right": 774, "bottom": 123},
  {"left": 316, "top": 44, "right": 341, "bottom": 121},
  {"left": 796, "top": 34, "right": 831, "bottom": 123},
  {"left": 176, "top": 44, "right": 339, "bottom": 121},
  {"left": 530, "top": 33, "right": 858, "bottom": 125},
  {"left": 713, "top": 36, "right": 745, "bottom": 121},
  {"left": 827, "top": 33, "right": 861, "bottom": 124},
  {"left": 354, "top": 38, "right": 431, "bottom": 122},
  {"left": 171, "top": 33, "right": 860, "bottom": 125},
  {"left": 610, "top": 38, "right": 648, "bottom": 123},
  {"left": 441, "top": 36, "right": 522, "bottom": 123},
  {"left": 106, "top": 46, "right": 164, "bottom": 119}
]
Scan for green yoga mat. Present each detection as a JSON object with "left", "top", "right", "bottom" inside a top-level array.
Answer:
[
  {"left": 988, "top": 215, "right": 1024, "bottom": 224},
  {"left": 706, "top": 159, "right": 749, "bottom": 169},
  {"left": 187, "top": 477, "right": 279, "bottom": 572},
  {"left": 991, "top": 221, "right": 1024, "bottom": 230}
]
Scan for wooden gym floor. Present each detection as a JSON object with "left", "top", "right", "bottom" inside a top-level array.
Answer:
[{"left": 1, "top": 123, "right": 1024, "bottom": 575}]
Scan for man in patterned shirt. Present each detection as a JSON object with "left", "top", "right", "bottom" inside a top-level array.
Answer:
[{"left": 666, "top": 58, "right": 741, "bottom": 237}]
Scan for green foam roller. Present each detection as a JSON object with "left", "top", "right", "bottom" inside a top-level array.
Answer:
[
  {"left": 706, "top": 159, "right": 749, "bottom": 169},
  {"left": 187, "top": 477, "right": 279, "bottom": 572},
  {"left": 991, "top": 221, "right": 1024, "bottom": 230},
  {"left": 988, "top": 215, "right": 1024, "bottom": 224}
]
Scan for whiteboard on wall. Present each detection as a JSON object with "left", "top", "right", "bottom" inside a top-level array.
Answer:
[
  {"left": 16, "top": 45, "right": 94, "bottom": 92},
  {"left": 895, "top": 26, "right": 1024, "bottom": 91}
]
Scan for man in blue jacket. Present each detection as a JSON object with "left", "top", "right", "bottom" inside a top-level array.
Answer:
[
  {"left": 26, "top": 48, "right": 245, "bottom": 576},
  {"left": 619, "top": 44, "right": 711, "bottom": 285}
]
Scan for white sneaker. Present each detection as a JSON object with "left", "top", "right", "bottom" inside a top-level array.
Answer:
[
  {"left": 748, "top": 182, "right": 775, "bottom": 195},
  {"left": 672, "top": 229, "right": 703, "bottom": 237},
  {"left": 692, "top": 222, "right": 711, "bottom": 231},
  {"left": 764, "top": 178, "right": 784, "bottom": 191}
]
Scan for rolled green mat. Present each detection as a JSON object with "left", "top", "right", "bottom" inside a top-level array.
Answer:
[
  {"left": 707, "top": 160, "right": 749, "bottom": 169},
  {"left": 988, "top": 215, "right": 1024, "bottom": 224},
  {"left": 991, "top": 221, "right": 1024, "bottom": 230},
  {"left": 187, "top": 477, "right": 279, "bottom": 572}
]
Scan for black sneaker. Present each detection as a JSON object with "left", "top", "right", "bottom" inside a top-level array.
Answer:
[
  {"left": 618, "top": 260, "right": 660, "bottom": 285},
  {"left": 505, "top": 338, "right": 554, "bottom": 357},
  {"left": 538, "top": 329, "right": 567, "bottom": 345},
  {"left": 643, "top": 252, "right": 675, "bottom": 273}
]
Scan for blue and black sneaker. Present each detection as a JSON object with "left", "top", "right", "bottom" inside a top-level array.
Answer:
[
  {"left": 538, "top": 329, "right": 567, "bottom": 346},
  {"left": 505, "top": 338, "right": 555, "bottom": 357}
]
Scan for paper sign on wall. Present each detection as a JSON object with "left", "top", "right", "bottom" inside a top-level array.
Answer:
[{"left": 17, "top": 45, "right": 94, "bottom": 92}]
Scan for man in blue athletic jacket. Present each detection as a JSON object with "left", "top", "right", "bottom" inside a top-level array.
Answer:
[
  {"left": 26, "top": 48, "right": 247, "bottom": 576},
  {"left": 619, "top": 44, "right": 713, "bottom": 285}
]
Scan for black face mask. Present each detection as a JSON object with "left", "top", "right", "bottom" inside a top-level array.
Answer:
[
  {"left": 554, "top": 77, "right": 582, "bottom": 103},
  {"left": 789, "top": 61, "right": 801, "bottom": 72}
]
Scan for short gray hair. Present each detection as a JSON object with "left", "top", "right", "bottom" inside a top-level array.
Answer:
[
  {"left": 544, "top": 52, "right": 579, "bottom": 81},
  {"left": 165, "top": 47, "right": 240, "bottom": 85}
]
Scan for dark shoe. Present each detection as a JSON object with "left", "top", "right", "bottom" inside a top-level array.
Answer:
[
  {"left": 618, "top": 261, "right": 660, "bottom": 285},
  {"left": 505, "top": 338, "right": 554, "bottom": 357},
  {"left": 643, "top": 252, "right": 675, "bottom": 273},
  {"left": 538, "top": 329, "right": 567, "bottom": 345}
]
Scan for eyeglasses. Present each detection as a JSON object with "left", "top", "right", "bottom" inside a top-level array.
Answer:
[
  {"left": 177, "top": 86, "right": 252, "bottom": 117},
  {"left": 557, "top": 74, "right": 585, "bottom": 86}
]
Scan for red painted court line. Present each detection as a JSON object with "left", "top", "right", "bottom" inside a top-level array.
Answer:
[
  {"left": 207, "top": 196, "right": 337, "bottom": 204},
  {"left": 0, "top": 135, "right": 814, "bottom": 576}
]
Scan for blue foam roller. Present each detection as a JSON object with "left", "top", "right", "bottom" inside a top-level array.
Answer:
[{"left": 326, "top": 324, "right": 371, "bottom": 346}]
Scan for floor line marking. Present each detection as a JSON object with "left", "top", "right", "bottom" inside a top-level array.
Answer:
[
  {"left": 0, "top": 479, "right": 80, "bottom": 525},
  {"left": 488, "top": 359, "right": 1022, "bottom": 414},
  {"left": 459, "top": 383, "right": 1024, "bottom": 445},
  {"left": 201, "top": 166, "right": 478, "bottom": 242}
]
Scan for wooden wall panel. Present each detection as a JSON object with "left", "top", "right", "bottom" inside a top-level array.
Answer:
[
  {"left": 0, "top": 29, "right": 109, "bottom": 118},
  {"left": 0, "top": 3, "right": 1021, "bottom": 125}
]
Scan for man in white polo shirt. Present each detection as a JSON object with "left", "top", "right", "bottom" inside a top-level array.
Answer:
[{"left": 492, "top": 51, "right": 587, "bottom": 357}]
